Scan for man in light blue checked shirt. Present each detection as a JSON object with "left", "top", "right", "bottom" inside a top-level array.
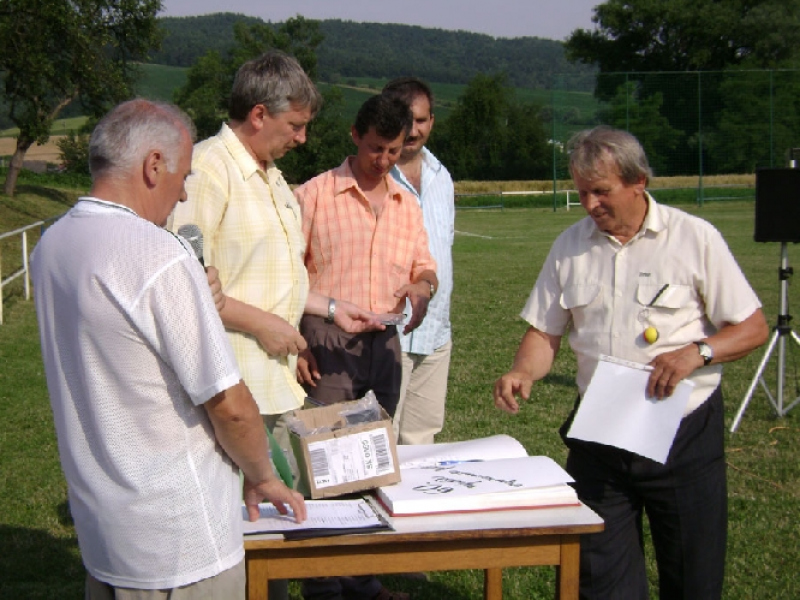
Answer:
[{"left": 383, "top": 78, "right": 455, "bottom": 445}]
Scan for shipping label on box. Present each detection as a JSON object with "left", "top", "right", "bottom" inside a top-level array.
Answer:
[
  {"left": 289, "top": 401, "right": 401, "bottom": 499},
  {"left": 308, "top": 428, "right": 395, "bottom": 489}
]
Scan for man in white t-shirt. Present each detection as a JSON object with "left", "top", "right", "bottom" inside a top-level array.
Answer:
[{"left": 32, "top": 99, "right": 306, "bottom": 599}]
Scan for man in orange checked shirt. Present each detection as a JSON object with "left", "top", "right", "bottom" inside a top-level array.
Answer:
[{"left": 294, "top": 93, "right": 437, "bottom": 421}]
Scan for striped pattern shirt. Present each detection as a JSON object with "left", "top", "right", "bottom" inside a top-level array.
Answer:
[
  {"left": 392, "top": 148, "right": 455, "bottom": 355},
  {"left": 294, "top": 158, "right": 436, "bottom": 314},
  {"left": 170, "top": 124, "right": 309, "bottom": 415}
]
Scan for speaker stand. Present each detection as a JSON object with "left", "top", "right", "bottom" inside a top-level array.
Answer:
[{"left": 731, "top": 242, "right": 800, "bottom": 432}]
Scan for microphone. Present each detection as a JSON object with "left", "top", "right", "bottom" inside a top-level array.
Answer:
[{"left": 177, "top": 224, "right": 204, "bottom": 266}]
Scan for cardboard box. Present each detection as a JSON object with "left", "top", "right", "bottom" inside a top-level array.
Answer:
[{"left": 288, "top": 400, "right": 401, "bottom": 499}]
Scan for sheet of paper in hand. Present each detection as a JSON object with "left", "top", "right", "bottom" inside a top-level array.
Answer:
[{"left": 566, "top": 354, "right": 693, "bottom": 464}]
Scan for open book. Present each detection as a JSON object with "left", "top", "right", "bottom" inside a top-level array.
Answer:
[{"left": 375, "top": 435, "right": 579, "bottom": 517}]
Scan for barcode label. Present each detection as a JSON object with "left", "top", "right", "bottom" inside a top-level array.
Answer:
[
  {"left": 306, "top": 429, "right": 396, "bottom": 489},
  {"left": 371, "top": 432, "right": 390, "bottom": 473},
  {"left": 309, "top": 447, "right": 332, "bottom": 486}
]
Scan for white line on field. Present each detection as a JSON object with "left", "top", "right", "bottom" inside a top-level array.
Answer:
[{"left": 455, "top": 230, "right": 493, "bottom": 239}]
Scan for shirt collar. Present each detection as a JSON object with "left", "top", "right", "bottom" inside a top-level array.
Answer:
[
  {"left": 333, "top": 157, "right": 407, "bottom": 202},
  {"left": 219, "top": 123, "right": 269, "bottom": 182},
  {"left": 585, "top": 191, "right": 664, "bottom": 241}
]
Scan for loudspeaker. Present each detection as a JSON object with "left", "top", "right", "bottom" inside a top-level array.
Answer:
[{"left": 754, "top": 168, "right": 800, "bottom": 243}]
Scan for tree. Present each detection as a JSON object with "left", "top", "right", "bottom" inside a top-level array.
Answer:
[
  {"left": 432, "top": 73, "right": 550, "bottom": 181},
  {"left": 0, "top": 0, "right": 162, "bottom": 196},
  {"left": 601, "top": 81, "right": 682, "bottom": 175},
  {"left": 565, "top": 0, "right": 800, "bottom": 75},
  {"left": 565, "top": 0, "right": 800, "bottom": 175},
  {"left": 174, "top": 16, "right": 324, "bottom": 141}
]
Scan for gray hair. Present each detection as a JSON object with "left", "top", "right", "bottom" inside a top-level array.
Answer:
[
  {"left": 229, "top": 50, "right": 322, "bottom": 121},
  {"left": 89, "top": 99, "right": 196, "bottom": 180},
  {"left": 567, "top": 126, "right": 652, "bottom": 185}
]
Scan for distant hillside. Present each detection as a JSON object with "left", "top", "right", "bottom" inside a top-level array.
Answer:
[{"left": 150, "top": 13, "right": 596, "bottom": 92}]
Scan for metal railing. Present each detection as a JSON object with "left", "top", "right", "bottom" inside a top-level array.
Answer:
[
  {"left": 455, "top": 189, "right": 578, "bottom": 210},
  {"left": 0, "top": 217, "right": 57, "bottom": 324}
]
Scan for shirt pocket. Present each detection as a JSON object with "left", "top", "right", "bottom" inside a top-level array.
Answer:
[
  {"left": 636, "top": 283, "right": 692, "bottom": 310},
  {"left": 560, "top": 284, "right": 602, "bottom": 310},
  {"left": 559, "top": 283, "right": 603, "bottom": 332},
  {"left": 636, "top": 283, "right": 694, "bottom": 332}
]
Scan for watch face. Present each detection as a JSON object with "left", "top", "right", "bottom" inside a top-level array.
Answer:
[{"left": 698, "top": 342, "right": 713, "bottom": 363}]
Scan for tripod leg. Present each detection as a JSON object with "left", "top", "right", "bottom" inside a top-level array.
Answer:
[{"left": 730, "top": 329, "right": 780, "bottom": 433}]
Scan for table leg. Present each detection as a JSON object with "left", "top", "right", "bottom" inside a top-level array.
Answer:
[
  {"left": 246, "top": 552, "right": 269, "bottom": 600},
  {"left": 556, "top": 535, "right": 580, "bottom": 600},
  {"left": 484, "top": 568, "right": 503, "bottom": 600}
]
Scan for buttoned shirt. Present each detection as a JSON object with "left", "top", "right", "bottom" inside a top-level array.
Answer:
[
  {"left": 170, "top": 124, "right": 309, "bottom": 415},
  {"left": 392, "top": 148, "right": 455, "bottom": 355},
  {"left": 521, "top": 193, "right": 761, "bottom": 414},
  {"left": 294, "top": 157, "right": 436, "bottom": 314}
]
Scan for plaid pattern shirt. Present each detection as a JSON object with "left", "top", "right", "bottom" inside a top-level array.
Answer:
[
  {"left": 170, "top": 124, "right": 309, "bottom": 415},
  {"left": 294, "top": 158, "right": 436, "bottom": 314}
]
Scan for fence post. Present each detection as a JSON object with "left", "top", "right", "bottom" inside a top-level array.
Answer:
[
  {"left": 22, "top": 231, "right": 31, "bottom": 300},
  {"left": 0, "top": 243, "right": 4, "bottom": 325}
]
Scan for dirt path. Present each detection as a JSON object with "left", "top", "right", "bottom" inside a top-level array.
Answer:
[{"left": 0, "top": 136, "right": 64, "bottom": 163}]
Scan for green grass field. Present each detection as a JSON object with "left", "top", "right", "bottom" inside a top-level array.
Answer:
[{"left": 0, "top": 188, "right": 798, "bottom": 598}]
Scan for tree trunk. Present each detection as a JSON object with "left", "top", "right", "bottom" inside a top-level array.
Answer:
[{"left": 2, "top": 136, "right": 33, "bottom": 197}]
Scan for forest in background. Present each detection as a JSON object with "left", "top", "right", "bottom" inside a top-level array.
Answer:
[
  {"left": 6, "top": 4, "right": 800, "bottom": 189},
  {"left": 148, "top": 14, "right": 597, "bottom": 92}
]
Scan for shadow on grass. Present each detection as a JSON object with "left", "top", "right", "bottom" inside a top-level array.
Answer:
[
  {"left": 0, "top": 522, "right": 84, "bottom": 599},
  {"left": 14, "top": 184, "right": 75, "bottom": 209},
  {"left": 541, "top": 373, "right": 577, "bottom": 388}
]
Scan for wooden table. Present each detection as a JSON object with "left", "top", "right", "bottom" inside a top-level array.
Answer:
[{"left": 244, "top": 500, "right": 603, "bottom": 600}]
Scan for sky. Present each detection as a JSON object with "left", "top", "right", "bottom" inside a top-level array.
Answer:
[{"left": 159, "top": 0, "right": 600, "bottom": 42}]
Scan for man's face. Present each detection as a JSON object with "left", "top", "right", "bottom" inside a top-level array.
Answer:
[
  {"left": 351, "top": 125, "right": 406, "bottom": 182},
  {"left": 256, "top": 103, "right": 313, "bottom": 163},
  {"left": 401, "top": 95, "right": 434, "bottom": 160},
  {"left": 572, "top": 158, "right": 646, "bottom": 239},
  {"left": 155, "top": 131, "right": 193, "bottom": 227}
]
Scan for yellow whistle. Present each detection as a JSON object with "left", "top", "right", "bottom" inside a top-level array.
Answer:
[{"left": 644, "top": 327, "right": 659, "bottom": 344}]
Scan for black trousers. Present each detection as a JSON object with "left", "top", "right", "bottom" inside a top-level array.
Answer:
[
  {"left": 300, "top": 315, "right": 402, "bottom": 417},
  {"left": 561, "top": 386, "right": 727, "bottom": 600}
]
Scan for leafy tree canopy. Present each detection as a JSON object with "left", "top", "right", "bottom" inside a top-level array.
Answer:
[
  {"left": 565, "top": 0, "right": 800, "bottom": 73},
  {"left": 0, "top": 0, "right": 162, "bottom": 196},
  {"left": 431, "top": 73, "right": 550, "bottom": 181},
  {"left": 174, "top": 16, "right": 323, "bottom": 142},
  {"left": 153, "top": 15, "right": 596, "bottom": 92}
]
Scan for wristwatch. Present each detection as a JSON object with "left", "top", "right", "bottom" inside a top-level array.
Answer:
[
  {"left": 694, "top": 341, "right": 714, "bottom": 366},
  {"left": 325, "top": 297, "right": 336, "bottom": 323},
  {"left": 421, "top": 278, "right": 436, "bottom": 300}
]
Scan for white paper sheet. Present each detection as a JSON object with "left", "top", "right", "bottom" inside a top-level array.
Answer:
[
  {"left": 396, "top": 434, "right": 528, "bottom": 469},
  {"left": 566, "top": 355, "right": 693, "bottom": 464},
  {"left": 241, "top": 499, "right": 384, "bottom": 535}
]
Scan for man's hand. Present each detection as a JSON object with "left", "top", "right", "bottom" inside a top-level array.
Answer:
[
  {"left": 243, "top": 477, "right": 307, "bottom": 523},
  {"left": 296, "top": 348, "right": 320, "bottom": 387},
  {"left": 647, "top": 344, "right": 705, "bottom": 399},
  {"left": 205, "top": 266, "right": 226, "bottom": 312},
  {"left": 394, "top": 280, "right": 432, "bottom": 334},
  {"left": 252, "top": 313, "right": 308, "bottom": 357},
  {"left": 493, "top": 371, "right": 534, "bottom": 414},
  {"left": 333, "top": 299, "right": 385, "bottom": 333}
]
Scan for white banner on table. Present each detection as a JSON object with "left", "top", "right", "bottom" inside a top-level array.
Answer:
[{"left": 566, "top": 355, "right": 693, "bottom": 464}]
